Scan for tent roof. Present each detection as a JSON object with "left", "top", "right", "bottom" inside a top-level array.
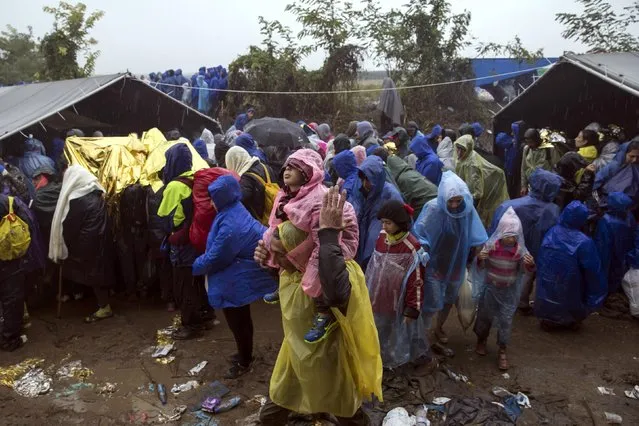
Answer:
[
  {"left": 493, "top": 52, "right": 639, "bottom": 137},
  {"left": 0, "top": 73, "right": 219, "bottom": 142},
  {"left": 562, "top": 51, "right": 639, "bottom": 97},
  {"left": 0, "top": 74, "right": 126, "bottom": 141}
]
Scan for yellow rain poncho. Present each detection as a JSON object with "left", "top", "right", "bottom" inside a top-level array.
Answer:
[
  {"left": 270, "top": 224, "right": 383, "bottom": 418},
  {"left": 454, "top": 135, "right": 509, "bottom": 228},
  {"left": 139, "top": 136, "right": 208, "bottom": 192}
]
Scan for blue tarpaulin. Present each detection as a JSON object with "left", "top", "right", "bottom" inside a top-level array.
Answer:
[{"left": 472, "top": 58, "right": 558, "bottom": 87}]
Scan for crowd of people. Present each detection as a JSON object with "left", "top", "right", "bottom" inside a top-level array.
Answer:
[
  {"left": 143, "top": 66, "right": 229, "bottom": 117},
  {"left": 0, "top": 114, "right": 637, "bottom": 424}
]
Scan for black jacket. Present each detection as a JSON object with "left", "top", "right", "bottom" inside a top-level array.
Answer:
[
  {"left": 318, "top": 228, "right": 351, "bottom": 309},
  {"left": 63, "top": 190, "right": 107, "bottom": 260},
  {"left": 240, "top": 162, "right": 274, "bottom": 221}
]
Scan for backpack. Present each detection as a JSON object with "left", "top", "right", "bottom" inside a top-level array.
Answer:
[
  {"left": 247, "top": 164, "right": 280, "bottom": 226},
  {"left": 0, "top": 196, "right": 31, "bottom": 261}
]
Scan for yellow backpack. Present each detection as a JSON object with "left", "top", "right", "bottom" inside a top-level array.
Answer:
[
  {"left": 0, "top": 196, "right": 31, "bottom": 261},
  {"left": 247, "top": 164, "right": 280, "bottom": 226}
]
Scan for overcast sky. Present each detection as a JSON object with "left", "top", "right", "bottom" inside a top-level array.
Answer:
[{"left": 3, "top": 0, "right": 638, "bottom": 75}]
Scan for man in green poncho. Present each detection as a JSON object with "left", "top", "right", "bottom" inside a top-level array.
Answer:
[
  {"left": 454, "top": 135, "right": 509, "bottom": 228},
  {"left": 520, "top": 128, "right": 561, "bottom": 196},
  {"left": 386, "top": 154, "right": 438, "bottom": 220}
]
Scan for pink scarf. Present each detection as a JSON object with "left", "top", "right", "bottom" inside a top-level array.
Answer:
[{"left": 263, "top": 149, "right": 359, "bottom": 298}]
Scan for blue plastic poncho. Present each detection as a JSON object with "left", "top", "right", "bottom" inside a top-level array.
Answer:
[
  {"left": 48, "top": 137, "right": 65, "bottom": 164},
  {"left": 594, "top": 142, "right": 630, "bottom": 189},
  {"left": 11, "top": 138, "right": 55, "bottom": 180},
  {"left": 495, "top": 132, "right": 515, "bottom": 178},
  {"left": 162, "top": 143, "right": 192, "bottom": 185},
  {"left": 193, "top": 139, "right": 210, "bottom": 160},
  {"left": 535, "top": 201, "right": 607, "bottom": 326},
  {"left": 425, "top": 124, "right": 443, "bottom": 152},
  {"left": 234, "top": 113, "right": 250, "bottom": 131},
  {"left": 197, "top": 75, "right": 209, "bottom": 113},
  {"left": 333, "top": 150, "right": 362, "bottom": 214},
  {"left": 192, "top": 176, "right": 277, "bottom": 308},
  {"left": 234, "top": 133, "right": 267, "bottom": 163},
  {"left": 413, "top": 171, "right": 488, "bottom": 311},
  {"left": 594, "top": 192, "right": 638, "bottom": 293},
  {"left": 490, "top": 168, "right": 562, "bottom": 259},
  {"left": 410, "top": 135, "right": 443, "bottom": 185},
  {"left": 190, "top": 74, "right": 199, "bottom": 105},
  {"left": 356, "top": 156, "right": 403, "bottom": 267}
]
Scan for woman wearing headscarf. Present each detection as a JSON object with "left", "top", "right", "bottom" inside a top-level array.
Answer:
[
  {"left": 535, "top": 201, "right": 607, "bottom": 330},
  {"left": 454, "top": 135, "right": 509, "bottom": 228},
  {"left": 234, "top": 133, "right": 267, "bottom": 163},
  {"left": 49, "top": 165, "right": 113, "bottom": 323},
  {"left": 413, "top": 171, "right": 488, "bottom": 349},
  {"left": 255, "top": 186, "right": 382, "bottom": 425},
  {"left": 225, "top": 146, "right": 275, "bottom": 223},
  {"left": 410, "top": 134, "right": 444, "bottom": 186},
  {"left": 356, "top": 155, "right": 404, "bottom": 268},
  {"left": 192, "top": 176, "right": 276, "bottom": 378}
]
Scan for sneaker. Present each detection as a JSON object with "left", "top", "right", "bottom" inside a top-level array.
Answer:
[
  {"left": 263, "top": 290, "right": 280, "bottom": 305},
  {"left": 224, "top": 362, "right": 251, "bottom": 379},
  {"left": 475, "top": 341, "right": 487, "bottom": 356},
  {"left": 84, "top": 305, "right": 113, "bottom": 323},
  {"left": 304, "top": 313, "right": 338, "bottom": 344}
]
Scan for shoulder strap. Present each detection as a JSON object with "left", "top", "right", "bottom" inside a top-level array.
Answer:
[
  {"left": 246, "top": 171, "right": 267, "bottom": 186},
  {"left": 261, "top": 163, "right": 272, "bottom": 184},
  {"left": 8, "top": 196, "right": 14, "bottom": 215},
  {"left": 173, "top": 176, "right": 193, "bottom": 188}
]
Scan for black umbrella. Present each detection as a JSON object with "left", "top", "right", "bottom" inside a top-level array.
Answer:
[{"left": 245, "top": 117, "right": 309, "bottom": 149}]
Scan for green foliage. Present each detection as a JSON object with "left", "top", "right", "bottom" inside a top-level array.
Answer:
[
  {"left": 476, "top": 36, "right": 545, "bottom": 63},
  {"left": 360, "top": 0, "right": 478, "bottom": 120},
  {"left": 0, "top": 25, "right": 44, "bottom": 85},
  {"left": 285, "top": 0, "right": 358, "bottom": 54},
  {"left": 40, "top": 1, "right": 104, "bottom": 80},
  {"left": 556, "top": 0, "right": 639, "bottom": 52}
]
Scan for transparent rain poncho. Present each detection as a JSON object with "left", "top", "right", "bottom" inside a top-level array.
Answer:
[
  {"left": 472, "top": 207, "right": 530, "bottom": 345},
  {"left": 365, "top": 238, "right": 431, "bottom": 368},
  {"left": 413, "top": 171, "right": 488, "bottom": 312}
]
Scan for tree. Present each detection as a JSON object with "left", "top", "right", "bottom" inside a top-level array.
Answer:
[
  {"left": 40, "top": 1, "right": 104, "bottom": 80},
  {"left": 285, "top": 0, "right": 358, "bottom": 55},
  {"left": 0, "top": 25, "right": 44, "bottom": 85},
  {"left": 556, "top": 0, "right": 639, "bottom": 52},
  {"left": 476, "top": 36, "right": 545, "bottom": 63},
  {"left": 360, "top": 0, "right": 477, "bottom": 118}
]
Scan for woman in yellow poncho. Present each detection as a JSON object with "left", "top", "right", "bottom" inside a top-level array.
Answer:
[
  {"left": 254, "top": 186, "right": 383, "bottom": 425},
  {"left": 454, "top": 135, "right": 509, "bottom": 228}
]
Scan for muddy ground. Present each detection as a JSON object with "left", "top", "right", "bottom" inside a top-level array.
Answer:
[{"left": 1, "top": 296, "right": 638, "bottom": 426}]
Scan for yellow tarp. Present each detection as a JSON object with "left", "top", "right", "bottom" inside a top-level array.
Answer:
[{"left": 64, "top": 128, "right": 208, "bottom": 197}]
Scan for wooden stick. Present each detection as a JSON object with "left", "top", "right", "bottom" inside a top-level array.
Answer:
[{"left": 56, "top": 263, "right": 63, "bottom": 319}]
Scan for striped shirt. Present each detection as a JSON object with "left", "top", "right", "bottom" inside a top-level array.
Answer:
[{"left": 484, "top": 241, "right": 523, "bottom": 287}]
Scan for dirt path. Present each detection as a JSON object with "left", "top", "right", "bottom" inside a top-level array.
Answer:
[{"left": 1, "top": 298, "right": 638, "bottom": 425}]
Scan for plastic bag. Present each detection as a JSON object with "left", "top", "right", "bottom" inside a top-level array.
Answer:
[
  {"left": 456, "top": 268, "right": 476, "bottom": 331},
  {"left": 622, "top": 268, "right": 639, "bottom": 317},
  {"left": 382, "top": 407, "right": 416, "bottom": 426}
]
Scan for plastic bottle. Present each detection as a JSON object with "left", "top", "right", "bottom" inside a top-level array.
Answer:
[
  {"left": 415, "top": 407, "right": 430, "bottom": 426},
  {"left": 214, "top": 396, "right": 241, "bottom": 413},
  {"left": 157, "top": 383, "right": 167, "bottom": 405}
]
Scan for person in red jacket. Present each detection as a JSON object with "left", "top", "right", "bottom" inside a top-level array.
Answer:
[{"left": 365, "top": 200, "right": 433, "bottom": 368}]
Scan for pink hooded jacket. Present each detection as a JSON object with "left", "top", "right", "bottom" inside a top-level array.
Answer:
[{"left": 263, "top": 149, "right": 359, "bottom": 298}]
